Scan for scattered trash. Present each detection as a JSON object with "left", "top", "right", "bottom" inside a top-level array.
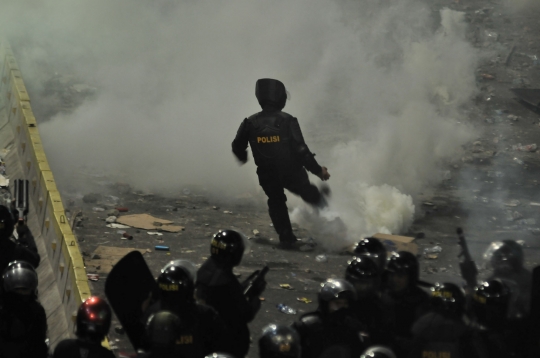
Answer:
[
  {"left": 425, "top": 254, "right": 439, "bottom": 260},
  {"left": 212, "top": 206, "right": 219, "bottom": 210},
  {"left": 116, "top": 214, "right": 184, "bottom": 232},
  {"left": 507, "top": 211, "right": 523, "bottom": 221},
  {"left": 513, "top": 158, "right": 524, "bottom": 165},
  {"left": 483, "top": 30, "right": 499, "bottom": 43},
  {"left": 223, "top": 211, "right": 232, "bottom": 214},
  {"left": 530, "top": 202, "right": 540, "bottom": 207},
  {"left": 182, "top": 188, "right": 191, "bottom": 195},
  {"left": 315, "top": 254, "right": 328, "bottom": 263},
  {"left": 116, "top": 230, "right": 126, "bottom": 235},
  {"left": 507, "top": 115, "right": 519, "bottom": 122},
  {"left": 276, "top": 304, "right": 297, "bottom": 315},
  {"left": 105, "top": 216, "right": 117, "bottom": 223},
  {"left": 481, "top": 73, "right": 495, "bottom": 80},
  {"left": 297, "top": 297, "right": 312, "bottom": 304},
  {"left": 106, "top": 223, "right": 131, "bottom": 229},
  {"left": 423, "top": 246, "right": 443, "bottom": 254},
  {"left": 92, "top": 207, "right": 105, "bottom": 212},
  {"left": 115, "top": 326, "right": 125, "bottom": 335},
  {"left": 147, "top": 232, "right": 163, "bottom": 236},
  {"left": 259, "top": 297, "right": 265, "bottom": 301},
  {"left": 505, "top": 200, "right": 521, "bottom": 207},
  {"left": 122, "top": 232, "right": 133, "bottom": 240},
  {"left": 253, "top": 229, "right": 260, "bottom": 236},
  {"left": 279, "top": 284, "right": 294, "bottom": 290},
  {"left": 442, "top": 170, "right": 452, "bottom": 180},
  {"left": 512, "top": 143, "right": 537, "bottom": 152},
  {"left": 115, "top": 207, "right": 129, "bottom": 212},
  {"left": 517, "top": 218, "right": 536, "bottom": 225},
  {"left": 155, "top": 245, "right": 170, "bottom": 251},
  {"left": 87, "top": 274, "right": 99, "bottom": 281}
]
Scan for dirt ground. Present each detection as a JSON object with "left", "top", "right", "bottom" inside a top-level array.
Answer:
[{"left": 23, "top": 0, "right": 540, "bottom": 357}]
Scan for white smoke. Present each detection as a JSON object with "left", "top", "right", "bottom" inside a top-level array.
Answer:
[{"left": 1, "top": 1, "right": 480, "bottom": 248}]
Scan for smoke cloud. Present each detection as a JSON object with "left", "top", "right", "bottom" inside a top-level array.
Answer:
[{"left": 1, "top": 0, "right": 481, "bottom": 248}]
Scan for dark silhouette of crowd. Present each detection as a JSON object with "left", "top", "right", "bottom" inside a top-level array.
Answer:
[{"left": 0, "top": 199, "right": 539, "bottom": 358}]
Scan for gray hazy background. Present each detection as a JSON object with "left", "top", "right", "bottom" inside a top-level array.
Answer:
[{"left": 2, "top": 0, "right": 484, "bottom": 247}]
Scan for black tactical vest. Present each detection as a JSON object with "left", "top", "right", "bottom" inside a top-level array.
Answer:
[{"left": 247, "top": 111, "right": 299, "bottom": 172}]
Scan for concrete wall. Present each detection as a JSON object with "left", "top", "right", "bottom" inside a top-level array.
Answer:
[{"left": 0, "top": 40, "right": 96, "bottom": 350}]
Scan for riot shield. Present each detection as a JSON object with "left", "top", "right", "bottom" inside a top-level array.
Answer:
[{"left": 105, "top": 251, "right": 158, "bottom": 350}]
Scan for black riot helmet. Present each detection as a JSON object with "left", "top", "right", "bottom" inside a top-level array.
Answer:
[
  {"left": 360, "top": 346, "right": 397, "bottom": 358},
  {"left": 318, "top": 278, "right": 357, "bottom": 314},
  {"left": 259, "top": 324, "right": 301, "bottom": 358},
  {"left": 353, "top": 237, "right": 387, "bottom": 271},
  {"left": 157, "top": 259, "right": 196, "bottom": 305},
  {"left": 76, "top": 296, "right": 112, "bottom": 342},
  {"left": 145, "top": 310, "right": 181, "bottom": 352},
  {"left": 345, "top": 256, "right": 380, "bottom": 297},
  {"left": 429, "top": 282, "right": 466, "bottom": 318},
  {"left": 472, "top": 279, "right": 510, "bottom": 328},
  {"left": 484, "top": 240, "right": 524, "bottom": 274},
  {"left": 0, "top": 205, "right": 15, "bottom": 241},
  {"left": 205, "top": 354, "right": 237, "bottom": 358},
  {"left": 255, "top": 79, "right": 287, "bottom": 110},
  {"left": 210, "top": 230, "right": 246, "bottom": 267},
  {"left": 386, "top": 251, "right": 419, "bottom": 285},
  {"left": 3, "top": 260, "right": 38, "bottom": 296}
]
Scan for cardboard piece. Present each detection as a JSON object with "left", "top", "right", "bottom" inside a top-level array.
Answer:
[
  {"left": 86, "top": 246, "right": 148, "bottom": 274},
  {"left": 116, "top": 213, "right": 184, "bottom": 232},
  {"left": 346, "top": 233, "right": 418, "bottom": 255}
]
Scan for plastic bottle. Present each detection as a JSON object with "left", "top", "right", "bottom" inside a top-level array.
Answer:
[
  {"left": 276, "top": 304, "right": 297, "bottom": 315},
  {"left": 315, "top": 254, "right": 328, "bottom": 263}
]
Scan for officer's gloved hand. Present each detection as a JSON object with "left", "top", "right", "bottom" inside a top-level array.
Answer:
[
  {"left": 318, "top": 167, "right": 330, "bottom": 181},
  {"left": 253, "top": 279, "right": 267, "bottom": 296}
]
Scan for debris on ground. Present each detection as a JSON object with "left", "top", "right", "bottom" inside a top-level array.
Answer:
[
  {"left": 296, "top": 297, "right": 312, "bottom": 303},
  {"left": 147, "top": 232, "right": 163, "bottom": 236},
  {"left": 279, "top": 284, "right": 294, "bottom": 290},
  {"left": 85, "top": 246, "right": 147, "bottom": 273},
  {"left": 106, "top": 216, "right": 117, "bottom": 223},
  {"left": 83, "top": 193, "right": 101, "bottom": 203},
  {"left": 252, "top": 229, "right": 260, "bottom": 236},
  {"left": 512, "top": 143, "right": 537, "bottom": 152},
  {"left": 87, "top": 274, "right": 99, "bottom": 281},
  {"left": 116, "top": 214, "right": 184, "bottom": 232},
  {"left": 106, "top": 223, "right": 131, "bottom": 229},
  {"left": 505, "top": 200, "right": 521, "bottom": 207}
]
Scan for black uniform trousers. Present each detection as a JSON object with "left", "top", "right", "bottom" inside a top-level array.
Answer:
[{"left": 257, "top": 166, "right": 323, "bottom": 242}]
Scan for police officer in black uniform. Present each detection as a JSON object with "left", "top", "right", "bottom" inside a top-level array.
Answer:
[
  {"left": 0, "top": 205, "right": 39, "bottom": 273},
  {"left": 483, "top": 240, "right": 532, "bottom": 319},
  {"left": 382, "top": 251, "right": 429, "bottom": 356},
  {"left": 409, "top": 282, "right": 487, "bottom": 358},
  {"left": 352, "top": 238, "right": 387, "bottom": 272},
  {"left": 196, "top": 230, "right": 266, "bottom": 358},
  {"left": 138, "top": 311, "right": 182, "bottom": 358},
  {"left": 53, "top": 296, "right": 116, "bottom": 358},
  {"left": 293, "top": 278, "right": 367, "bottom": 358},
  {"left": 345, "top": 256, "right": 392, "bottom": 346},
  {"left": 0, "top": 260, "right": 48, "bottom": 358},
  {"left": 471, "top": 279, "right": 538, "bottom": 358},
  {"left": 143, "top": 259, "right": 226, "bottom": 357},
  {"left": 231, "top": 78, "right": 330, "bottom": 247},
  {"left": 360, "top": 346, "right": 396, "bottom": 358},
  {"left": 259, "top": 324, "right": 301, "bottom": 358}
]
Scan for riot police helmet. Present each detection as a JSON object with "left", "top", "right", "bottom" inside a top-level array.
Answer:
[
  {"left": 3, "top": 260, "right": 38, "bottom": 295},
  {"left": 345, "top": 256, "right": 380, "bottom": 296},
  {"left": 259, "top": 324, "right": 301, "bottom": 358},
  {"left": 360, "top": 345, "right": 397, "bottom": 358},
  {"left": 255, "top": 79, "right": 288, "bottom": 110},
  {"left": 210, "top": 230, "right": 246, "bottom": 267},
  {"left": 353, "top": 237, "right": 387, "bottom": 271},
  {"left": 205, "top": 354, "right": 237, "bottom": 358},
  {"left": 472, "top": 279, "right": 510, "bottom": 328},
  {"left": 386, "top": 251, "right": 419, "bottom": 286},
  {"left": 157, "top": 259, "right": 196, "bottom": 304},
  {"left": 145, "top": 310, "right": 181, "bottom": 351},
  {"left": 483, "top": 240, "right": 524, "bottom": 274},
  {"left": 0, "top": 205, "right": 15, "bottom": 241},
  {"left": 76, "top": 296, "right": 112, "bottom": 341},
  {"left": 429, "top": 282, "right": 466, "bottom": 317},
  {"left": 318, "top": 278, "right": 357, "bottom": 313}
]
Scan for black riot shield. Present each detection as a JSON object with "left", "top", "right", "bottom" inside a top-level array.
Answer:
[{"left": 105, "top": 251, "right": 158, "bottom": 350}]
